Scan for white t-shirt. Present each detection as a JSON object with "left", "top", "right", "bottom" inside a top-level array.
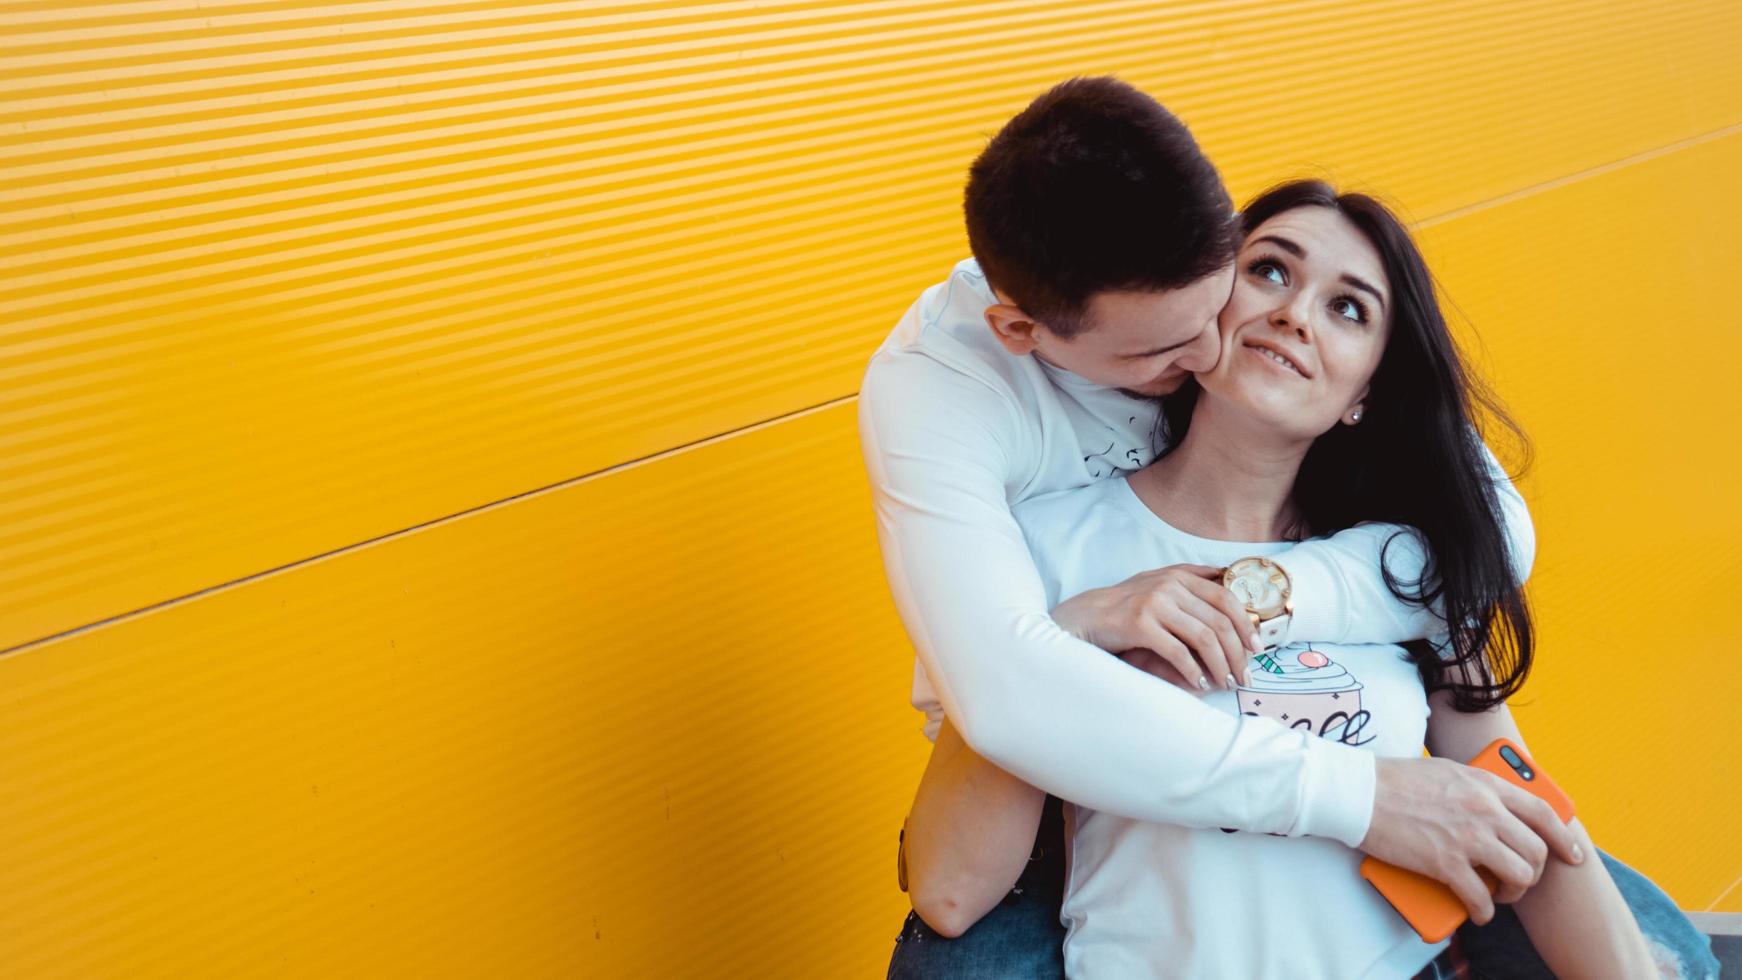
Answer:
[
  {"left": 857, "top": 257, "right": 1534, "bottom": 848},
  {"left": 1013, "top": 478, "right": 1447, "bottom": 979}
]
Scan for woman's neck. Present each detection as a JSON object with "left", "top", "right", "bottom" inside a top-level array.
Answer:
[{"left": 1131, "top": 397, "right": 1310, "bottom": 542}]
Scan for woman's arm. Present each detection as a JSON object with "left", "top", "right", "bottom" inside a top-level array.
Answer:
[
  {"left": 1424, "top": 692, "right": 1658, "bottom": 978},
  {"left": 903, "top": 647, "right": 1196, "bottom": 938},
  {"left": 903, "top": 715, "right": 1047, "bottom": 938},
  {"left": 1279, "top": 441, "right": 1534, "bottom": 644}
]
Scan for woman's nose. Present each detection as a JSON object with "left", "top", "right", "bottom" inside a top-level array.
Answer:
[{"left": 1269, "top": 302, "right": 1312, "bottom": 341}]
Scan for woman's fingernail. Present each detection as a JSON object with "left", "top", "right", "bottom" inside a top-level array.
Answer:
[
  {"left": 1197, "top": 676, "right": 1211, "bottom": 691},
  {"left": 1225, "top": 673, "right": 1237, "bottom": 690},
  {"left": 1572, "top": 844, "right": 1583, "bottom": 862}
]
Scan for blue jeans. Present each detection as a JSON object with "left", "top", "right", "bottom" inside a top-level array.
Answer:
[{"left": 886, "top": 795, "right": 1721, "bottom": 979}]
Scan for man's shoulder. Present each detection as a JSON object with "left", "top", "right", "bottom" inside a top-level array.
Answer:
[
  {"left": 867, "top": 257, "right": 1031, "bottom": 393},
  {"left": 877, "top": 256, "right": 992, "bottom": 351}
]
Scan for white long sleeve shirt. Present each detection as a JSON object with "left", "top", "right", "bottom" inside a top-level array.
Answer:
[
  {"left": 1019, "top": 479, "right": 1447, "bottom": 979},
  {"left": 857, "top": 258, "right": 1534, "bottom": 849}
]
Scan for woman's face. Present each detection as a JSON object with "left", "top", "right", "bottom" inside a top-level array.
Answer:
[{"left": 1197, "top": 206, "right": 1392, "bottom": 441}]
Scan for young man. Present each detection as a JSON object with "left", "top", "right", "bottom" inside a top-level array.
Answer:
[{"left": 860, "top": 77, "right": 1717, "bottom": 978}]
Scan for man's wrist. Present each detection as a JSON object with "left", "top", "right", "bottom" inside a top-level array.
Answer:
[{"left": 1293, "top": 737, "right": 1377, "bottom": 848}]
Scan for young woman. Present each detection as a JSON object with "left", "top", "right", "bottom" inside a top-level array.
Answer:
[{"left": 888, "top": 182, "right": 1711, "bottom": 978}]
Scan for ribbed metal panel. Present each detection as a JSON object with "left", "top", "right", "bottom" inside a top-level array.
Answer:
[
  {"left": 6, "top": 0, "right": 1742, "bottom": 650},
  {"left": 2, "top": 130, "right": 1740, "bottom": 976},
  {"left": 0, "top": 400, "right": 927, "bottom": 977},
  {"left": 1411, "top": 129, "right": 1742, "bottom": 919},
  {"left": 3, "top": 5, "right": 1742, "bottom": 976}
]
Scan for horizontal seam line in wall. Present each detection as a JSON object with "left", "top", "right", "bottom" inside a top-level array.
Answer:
[
  {"left": 0, "top": 392, "right": 857, "bottom": 658},
  {"left": 1704, "top": 870, "right": 1742, "bottom": 913},
  {"left": 1415, "top": 119, "right": 1742, "bottom": 231},
  {"left": 11, "top": 118, "right": 1742, "bottom": 656}
]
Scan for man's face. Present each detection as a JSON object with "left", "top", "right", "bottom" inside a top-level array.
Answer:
[{"left": 1023, "top": 265, "right": 1235, "bottom": 398}]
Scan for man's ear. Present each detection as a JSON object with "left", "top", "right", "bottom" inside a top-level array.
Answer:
[{"left": 984, "top": 303, "right": 1042, "bottom": 356}]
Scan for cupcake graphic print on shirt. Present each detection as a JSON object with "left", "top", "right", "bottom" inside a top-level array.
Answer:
[
  {"left": 1216, "top": 643, "right": 1380, "bottom": 837},
  {"left": 1238, "top": 644, "right": 1374, "bottom": 748}
]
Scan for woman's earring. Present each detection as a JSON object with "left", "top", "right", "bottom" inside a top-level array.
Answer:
[{"left": 1348, "top": 409, "right": 1363, "bottom": 424}]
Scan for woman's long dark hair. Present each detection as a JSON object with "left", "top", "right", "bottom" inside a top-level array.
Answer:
[{"left": 1159, "top": 180, "right": 1532, "bottom": 711}]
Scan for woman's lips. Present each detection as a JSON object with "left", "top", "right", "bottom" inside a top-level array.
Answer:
[{"left": 1243, "top": 342, "right": 1308, "bottom": 377}]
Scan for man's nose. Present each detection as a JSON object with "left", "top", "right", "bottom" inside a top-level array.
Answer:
[
  {"left": 1178, "top": 328, "right": 1221, "bottom": 370},
  {"left": 1178, "top": 348, "right": 1214, "bottom": 372}
]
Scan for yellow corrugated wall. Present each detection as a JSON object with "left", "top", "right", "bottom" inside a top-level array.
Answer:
[{"left": 3, "top": 2, "right": 1740, "bottom": 975}]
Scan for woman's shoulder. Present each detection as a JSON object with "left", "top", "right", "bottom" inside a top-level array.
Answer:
[{"left": 1014, "top": 478, "right": 1220, "bottom": 586}]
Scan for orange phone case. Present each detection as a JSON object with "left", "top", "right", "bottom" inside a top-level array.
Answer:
[{"left": 1359, "top": 738, "right": 1575, "bottom": 944}]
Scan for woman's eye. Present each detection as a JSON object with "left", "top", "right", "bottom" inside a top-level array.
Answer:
[
  {"left": 1248, "top": 259, "right": 1285, "bottom": 285},
  {"left": 1332, "top": 297, "right": 1368, "bottom": 323}
]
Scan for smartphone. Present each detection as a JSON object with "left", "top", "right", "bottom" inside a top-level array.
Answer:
[{"left": 1359, "top": 737, "right": 1576, "bottom": 944}]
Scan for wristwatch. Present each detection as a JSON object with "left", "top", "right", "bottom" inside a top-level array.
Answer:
[{"left": 1222, "top": 556, "right": 1293, "bottom": 651}]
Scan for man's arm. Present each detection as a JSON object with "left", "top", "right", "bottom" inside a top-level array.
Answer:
[
  {"left": 858, "top": 350, "right": 1375, "bottom": 846},
  {"left": 1279, "top": 441, "right": 1534, "bottom": 643}
]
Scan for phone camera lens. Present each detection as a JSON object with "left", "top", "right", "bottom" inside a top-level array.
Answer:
[{"left": 1498, "top": 745, "right": 1523, "bottom": 768}]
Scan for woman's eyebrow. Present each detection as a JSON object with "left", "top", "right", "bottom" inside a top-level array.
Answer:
[
  {"left": 1341, "top": 274, "right": 1387, "bottom": 310},
  {"left": 1251, "top": 234, "right": 1304, "bottom": 257}
]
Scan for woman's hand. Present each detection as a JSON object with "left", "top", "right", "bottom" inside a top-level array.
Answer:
[
  {"left": 1052, "top": 564, "right": 1258, "bottom": 691},
  {"left": 1114, "top": 648, "right": 1197, "bottom": 690}
]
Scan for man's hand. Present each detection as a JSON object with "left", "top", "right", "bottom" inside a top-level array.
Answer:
[
  {"left": 1361, "top": 756, "right": 1584, "bottom": 924},
  {"left": 1052, "top": 564, "right": 1259, "bottom": 691}
]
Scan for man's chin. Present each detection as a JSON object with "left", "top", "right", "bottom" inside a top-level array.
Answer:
[{"left": 1120, "top": 372, "right": 1189, "bottom": 399}]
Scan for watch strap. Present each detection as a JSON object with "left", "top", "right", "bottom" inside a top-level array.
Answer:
[{"left": 1255, "top": 610, "right": 1292, "bottom": 651}]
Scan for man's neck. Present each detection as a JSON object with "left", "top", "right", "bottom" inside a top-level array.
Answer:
[{"left": 1132, "top": 399, "right": 1309, "bottom": 542}]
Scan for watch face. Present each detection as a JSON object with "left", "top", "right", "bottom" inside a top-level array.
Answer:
[{"left": 1227, "top": 559, "right": 1288, "bottom": 618}]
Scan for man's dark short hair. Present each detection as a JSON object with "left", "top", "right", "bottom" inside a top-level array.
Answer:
[{"left": 964, "top": 76, "right": 1239, "bottom": 338}]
